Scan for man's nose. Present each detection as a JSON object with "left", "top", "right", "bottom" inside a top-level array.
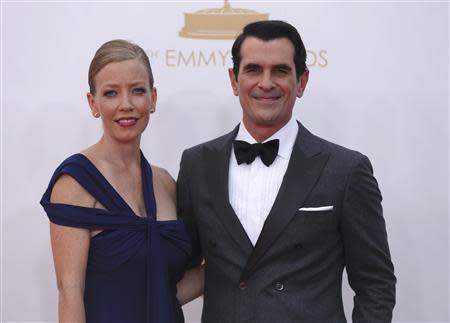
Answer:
[{"left": 258, "top": 71, "right": 275, "bottom": 90}]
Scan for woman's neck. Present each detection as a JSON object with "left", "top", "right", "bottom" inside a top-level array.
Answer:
[{"left": 88, "top": 135, "right": 142, "bottom": 170}]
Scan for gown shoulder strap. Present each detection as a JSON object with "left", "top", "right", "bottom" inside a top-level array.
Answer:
[
  {"left": 40, "top": 154, "right": 144, "bottom": 230},
  {"left": 140, "top": 153, "right": 157, "bottom": 219}
]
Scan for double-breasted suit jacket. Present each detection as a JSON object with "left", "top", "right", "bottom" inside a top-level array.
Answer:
[{"left": 177, "top": 121, "right": 396, "bottom": 323}]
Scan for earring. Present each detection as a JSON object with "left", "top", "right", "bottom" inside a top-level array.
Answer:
[
  {"left": 94, "top": 112, "right": 100, "bottom": 118},
  {"left": 150, "top": 105, "right": 155, "bottom": 113}
]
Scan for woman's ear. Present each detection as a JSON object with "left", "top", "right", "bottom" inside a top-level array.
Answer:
[
  {"left": 87, "top": 92, "right": 100, "bottom": 118},
  {"left": 150, "top": 87, "right": 157, "bottom": 113}
]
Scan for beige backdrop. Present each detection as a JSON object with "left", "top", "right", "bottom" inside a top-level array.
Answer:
[{"left": 2, "top": 1, "right": 449, "bottom": 322}]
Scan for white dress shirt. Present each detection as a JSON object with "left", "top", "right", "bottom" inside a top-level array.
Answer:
[{"left": 228, "top": 117, "right": 299, "bottom": 246}]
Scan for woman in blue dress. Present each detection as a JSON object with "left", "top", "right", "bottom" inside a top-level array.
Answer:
[{"left": 41, "top": 40, "right": 203, "bottom": 322}]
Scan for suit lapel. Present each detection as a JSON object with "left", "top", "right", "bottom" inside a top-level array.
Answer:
[
  {"left": 204, "top": 125, "right": 253, "bottom": 255},
  {"left": 240, "top": 123, "right": 330, "bottom": 280}
]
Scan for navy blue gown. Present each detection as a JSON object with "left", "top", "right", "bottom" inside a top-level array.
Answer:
[{"left": 40, "top": 153, "right": 191, "bottom": 323}]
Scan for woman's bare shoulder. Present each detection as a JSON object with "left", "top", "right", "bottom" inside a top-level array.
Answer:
[
  {"left": 50, "top": 174, "right": 96, "bottom": 208},
  {"left": 151, "top": 165, "right": 176, "bottom": 199}
]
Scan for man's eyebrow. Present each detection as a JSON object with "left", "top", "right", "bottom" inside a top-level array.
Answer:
[
  {"left": 242, "top": 63, "right": 261, "bottom": 70},
  {"left": 273, "top": 64, "right": 292, "bottom": 70}
]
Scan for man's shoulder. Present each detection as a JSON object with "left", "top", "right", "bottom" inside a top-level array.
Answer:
[
  {"left": 183, "top": 134, "right": 225, "bottom": 153},
  {"left": 181, "top": 126, "right": 238, "bottom": 159},
  {"left": 299, "top": 122, "right": 367, "bottom": 165},
  {"left": 314, "top": 133, "right": 362, "bottom": 158}
]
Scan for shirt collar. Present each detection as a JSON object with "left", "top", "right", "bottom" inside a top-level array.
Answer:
[{"left": 236, "top": 116, "right": 299, "bottom": 160}]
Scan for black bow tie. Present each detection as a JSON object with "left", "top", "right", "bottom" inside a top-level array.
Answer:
[{"left": 233, "top": 139, "right": 279, "bottom": 167}]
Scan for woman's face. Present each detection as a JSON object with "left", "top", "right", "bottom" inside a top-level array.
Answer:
[{"left": 87, "top": 59, "right": 156, "bottom": 144}]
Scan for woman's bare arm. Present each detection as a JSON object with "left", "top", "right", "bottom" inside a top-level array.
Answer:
[
  {"left": 176, "top": 264, "right": 205, "bottom": 305},
  {"left": 152, "top": 166, "right": 205, "bottom": 304},
  {"left": 50, "top": 174, "right": 95, "bottom": 323}
]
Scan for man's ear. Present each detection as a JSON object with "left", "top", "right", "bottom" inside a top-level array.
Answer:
[
  {"left": 228, "top": 68, "right": 239, "bottom": 96},
  {"left": 296, "top": 69, "right": 309, "bottom": 98}
]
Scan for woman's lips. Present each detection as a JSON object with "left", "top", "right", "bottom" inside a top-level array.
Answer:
[{"left": 116, "top": 117, "right": 138, "bottom": 127}]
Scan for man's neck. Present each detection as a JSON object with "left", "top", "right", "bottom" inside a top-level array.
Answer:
[{"left": 242, "top": 120, "right": 290, "bottom": 143}]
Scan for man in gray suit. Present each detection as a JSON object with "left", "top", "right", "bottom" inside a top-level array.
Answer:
[{"left": 177, "top": 20, "right": 396, "bottom": 322}]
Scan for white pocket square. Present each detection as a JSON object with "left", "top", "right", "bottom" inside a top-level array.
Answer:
[{"left": 299, "top": 206, "right": 334, "bottom": 212}]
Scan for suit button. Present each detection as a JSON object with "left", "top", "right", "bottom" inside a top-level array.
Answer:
[
  {"left": 238, "top": 281, "right": 247, "bottom": 290},
  {"left": 208, "top": 239, "right": 217, "bottom": 248},
  {"left": 275, "top": 282, "right": 284, "bottom": 291},
  {"left": 294, "top": 242, "right": 303, "bottom": 249}
]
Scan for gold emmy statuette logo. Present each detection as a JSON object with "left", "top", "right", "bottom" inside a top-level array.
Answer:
[{"left": 179, "top": 0, "right": 269, "bottom": 40}]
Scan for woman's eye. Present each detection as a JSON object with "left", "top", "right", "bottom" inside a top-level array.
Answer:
[
  {"left": 133, "top": 87, "right": 146, "bottom": 94},
  {"left": 103, "top": 90, "right": 116, "bottom": 97}
]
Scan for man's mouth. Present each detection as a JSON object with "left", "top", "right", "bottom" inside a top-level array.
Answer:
[{"left": 252, "top": 94, "right": 281, "bottom": 101}]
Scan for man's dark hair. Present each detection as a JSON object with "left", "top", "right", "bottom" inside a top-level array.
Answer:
[{"left": 231, "top": 20, "right": 307, "bottom": 81}]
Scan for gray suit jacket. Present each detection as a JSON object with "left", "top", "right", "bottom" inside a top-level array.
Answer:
[{"left": 177, "top": 122, "right": 396, "bottom": 323}]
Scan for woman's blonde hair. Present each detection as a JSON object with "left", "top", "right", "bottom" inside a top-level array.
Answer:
[{"left": 88, "top": 39, "right": 154, "bottom": 94}]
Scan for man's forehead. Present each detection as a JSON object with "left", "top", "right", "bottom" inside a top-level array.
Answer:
[
  {"left": 239, "top": 37, "right": 295, "bottom": 66},
  {"left": 240, "top": 36, "right": 295, "bottom": 49}
]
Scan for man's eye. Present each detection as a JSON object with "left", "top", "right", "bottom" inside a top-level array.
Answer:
[
  {"left": 246, "top": 68, "right": 259, "bottom": 73},
  {"left": 133, "top": 87, "right": 146, "bottom": 94},
  {"left": 275, "top": 69, "right": 289, "bottom": 75},
  {"left": 243, "top": 65, "right": 260, "bottom": 74},
  {"left": 103, "top": 90, "right": 116, "bottom": 97}
]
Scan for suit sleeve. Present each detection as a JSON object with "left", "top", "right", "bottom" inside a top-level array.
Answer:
[
  {"left": 341, "top": 154, "right": 396, "bottom": 322},
  {"left": 177, "top": 150, "right": 203, "bottom": 268}
]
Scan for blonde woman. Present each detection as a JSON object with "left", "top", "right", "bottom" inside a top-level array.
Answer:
[{"left": 41, "top": 40, "right": 203, "bottom": 322}]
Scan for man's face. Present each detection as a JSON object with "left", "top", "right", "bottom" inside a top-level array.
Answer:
[{"left": 229, "top": 37, "right": 309, "bottom": 139}]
